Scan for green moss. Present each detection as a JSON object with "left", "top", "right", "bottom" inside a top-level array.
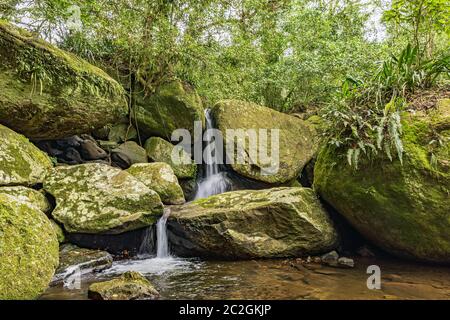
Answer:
[
  {"left": 0, "top": 21, "right": 127, "bottom": 139},
  {"left": 0, "top": 194, "right": 59, "bottom": 299},
  {"left": 313, "top": 98, "right": 450, "bottom": 263}
]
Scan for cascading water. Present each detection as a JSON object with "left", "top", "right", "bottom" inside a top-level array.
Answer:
[
  {"left": 194, "top": 109, "right": 231, "bottom": 199},
  {"left": 156, "top": 210, "right": 170, "bottom": 258}
]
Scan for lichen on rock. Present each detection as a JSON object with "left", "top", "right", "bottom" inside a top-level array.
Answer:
[
  {"left": 126, "top": 163, "right": 185, "bottom": 205},
  {"left": 44, "top": 163, "right": 164, "bottom": 234},
  {"left": 0, "top": 193, "right": 59, "bottom": 299},
  {"left": 0, "top": 185, "right": 51, "bottom": 213},
  {"left": 0, "top": 124, "right": 52, "bottom": 186}
]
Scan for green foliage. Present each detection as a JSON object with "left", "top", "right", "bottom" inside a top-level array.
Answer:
[{"left": 323, "top": 43, "right": 449, "bottom": 169}]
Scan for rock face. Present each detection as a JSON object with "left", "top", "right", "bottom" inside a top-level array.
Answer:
[
  {"left": 0, "top": 186, "right": 51, "bottom": 213},
  {"left": 0, "top": 124, "right": 52, "bottom": 186},
  {"left": 212, "top": 100, "right": 318, "bottom": 184},
  {"left": 168, "top": 187, "right": 338, "bottom": 259},
  {"left": 132, "top": 79, "right": 205, "bottom": 140},
  {"left": 51, "top": 244, "right": 113, "bottom": 285},
  {"left": 44, "top": 163, "right": 164, "bottom": 234},
  {"left": 126, "top": 163, "right": 185, "bottom": 205},
  {"left": 0, "top": 194, "right": 59, "bottom": 299},
  {"left": 0, "top": 21, "right": 127, "bottom": 140},
  {"left": 145, "top": 137, "right": 197, "bottom": 179},
  {"left": 88, "top": 271, "right": 160, "bottom": 300},
  {"left": 314, "top": 99, "right": 450, "bottom": 264}
]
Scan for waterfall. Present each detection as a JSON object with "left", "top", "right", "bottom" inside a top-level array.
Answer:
[
  {"left": 194, "top": 109, "right": 231, "bottom": 199},
  {"left": 156, "top": 209, "right": 171, "bottom": 258}
]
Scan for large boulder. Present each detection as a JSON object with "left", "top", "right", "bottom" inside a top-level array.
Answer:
[
  {"left": 0, "top": 124, "right": 52, "bottom": 186},
  {"left": 0, "top": 194, "right": 59, "bottom": 299},
  {"left": 212, "top": 100, "right": 318, "bottom": 184},
  {"left": 44, "top": 163, "right": 164, "bottom": 234},
  {"left": 0, "top": 186, "right": 51, "bottom": 213},
  {"left": 111, "top": 141, "right": 148, "bottom": 169},
  {"left": 132, "top": 79, "right": 205, "bottom": 140},
  {"left": 145, "top": 137, "right": 197, "bottom": 179},
  {"left": 0, "top": 21, "right": 127, "bottom": 140},
  {"left": 126, "top": 163, "right": 185, "bottom": 205},
  {"left": 88, "top": 271, "right": 160, "bottom": 300},
  {"left": 168, "top": 187, "right": 338, "bottom": 259},
  {"left": 314, "top": 99, "right": 450, "bottom": 264}
]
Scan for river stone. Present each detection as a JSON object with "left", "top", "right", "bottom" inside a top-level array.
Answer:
[
  {"left": 0, "top": 194, "right": 59, "bottom": 299},
  {"left": 212, "top": 99, "right": 318, "bottom": 184},
  {"left": 111, "top": 141, "right": 148, "bottom": 169},
  {"left": 0, "top": 186, "right": 51, "bottom": 213},
  {"left": 314, "top": 98, "right": 450, "bottom": 264},
  {"left": 51, "top": 244, "right": 113, "bottom": 285},
  {"left": 168, "top": 187, "right": 338, "bottom": 259},
  {"left": 145, "top": 137, "right": 197, "bottom": 179},
  {"left": 132, "top": 79, "right": 205, "bottom": 141},
  {"left": 126, "top": 163, "right": 185, "bottom": 205},
  {"left": 44, "top": 163, "right": 164, "bottom": 234},
  {"left": 88, "top": 271, "right": 160, "bottom": 300},
  {"left": 0, "top": 21, "right": 127, "bottom": 140},
  {"left": 0, "top": 124, "right": 52, "bottom": 186}
]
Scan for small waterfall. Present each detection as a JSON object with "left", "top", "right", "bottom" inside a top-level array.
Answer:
[
  {"left": 194, "top": 109, "right": 231, "bottom": 199},
  {"left": 156, "top": 209, "right": 171, "bottom": 258}
]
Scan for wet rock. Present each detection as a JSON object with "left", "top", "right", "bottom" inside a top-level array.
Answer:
[
  {"left": 98, "top": 140, "right": 120, "bottom": 153},
  {"left": 60, "top": 147, "right": 84, "bottom": 165},
  {"left": 321, "top": 251, "right": 339, "bottom": 267},
  {"left": 0, "top": 194, "right": 59, "bottom": 299},
  {"left": 338, "top": 257, "right": 355, "bottom": 268},
  {"left": 44, "top": 163, "right": 163, "bottom": 234},
  {"left": 111, "top": 141, "right": 148, "bottom": 169},
  {"left": 0, "top": 124, "right": 53, "bottom": 186},
  {"left": 168, "top": 187, "right": 338, "bottom": 259},
  {"left": 51, "top": 244, "right": 113, "bottom": 285},
  {"left": 88, "top": 271, "right": 160, "bottom": 300}
]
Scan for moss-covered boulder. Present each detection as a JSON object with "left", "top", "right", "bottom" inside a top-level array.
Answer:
[
  {"left": 132, "top": 79, "right": 205, "bottom": 140},
  {"left": 44, "top": 163, "right": 164, "bottom": 234},
  {"left": 0, "top": 21, "right": 127, "bottom": 140},
  {"left": 145, "top": 137, "right": 197, "bottom": 179},
  {"left": 212, "top": 100, "right": 318, "bottom": 184},
  {"left": 108, "top": 123, "right": 138, "bottom": 143},
  {"left": 88, "top": 271, "right": 160, "bottom": 300},
  {"left": 126, "top": 163, "right": 185, "bottom": 205},
  {"left": 314, "top": 99, "right": 450, "bottom": 264},
  {"left": 0, "top": 194, "right": 59, "bottom": 299},
  {"left": 0, "top": 186, "right": 51, "bottom": 213},
  {"left": 168, "top": 187, "right": 338, "bottom": 259},
  {"left": 0, "top": 124, "right": 52, "bottom": 186}
]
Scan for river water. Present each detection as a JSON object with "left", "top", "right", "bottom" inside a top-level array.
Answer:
[{"left": 41, "top": 256, "right": 450, "bottom": 300}]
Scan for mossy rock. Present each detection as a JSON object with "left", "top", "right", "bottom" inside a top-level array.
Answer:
[
  {"left": 212, "top": 100, "right": 318, "bottom": 184},
  {"left": 49, "top": 219, "right": 66, "bottom": 244},
  {"left": 0, "top": 186, "right": 51, "bottom": 213},
  {"left": 0, "top": 193, "right": 59, "bottom": 299},
  {"left": 108, "top": 123, "right": 138, "bottom": 143},
  {"left": 314, "top": 99, "right": 450, "bottom": 264},
  {"left": 126, "top": 163, "right": 185, "bottom": 205},
  {"left": 44, "top": 163, "right": 164, "bottom": 234},
  {"left": 0, "top": 21, "right": 127, "bottom": 139},
  {"left": 168, "top": 187, "right": 338, "bottom": 259},
  {"left": 132, "top": 79, "right": 205, "bottom": 140},
  {"left": 145, "top": 137, "right": 197, "bottom": 179},
  {"left": 88, "top": 271, "right": 160, "bottom": 300},
  {"left": 111, "top": 141, "right": 148, "bottom": 168},
  {"left": 0, "top": 124, "right": 52, "bottom": 186}
]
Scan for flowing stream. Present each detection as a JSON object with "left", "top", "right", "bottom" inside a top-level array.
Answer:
[
  {"left": 156, "top": 210, "right": 170, "bottom": 258},
  {"left": 194, "top": 109, "right": 230, "bottom": 200}
]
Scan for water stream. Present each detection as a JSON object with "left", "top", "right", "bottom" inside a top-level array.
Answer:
[{"left": 194, "top": 109, "right": 230, "bottom": 200}]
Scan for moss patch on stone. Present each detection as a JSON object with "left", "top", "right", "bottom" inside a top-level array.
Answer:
[{"left": 0, "top": 194, "right": 59, "bottom": 299}]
